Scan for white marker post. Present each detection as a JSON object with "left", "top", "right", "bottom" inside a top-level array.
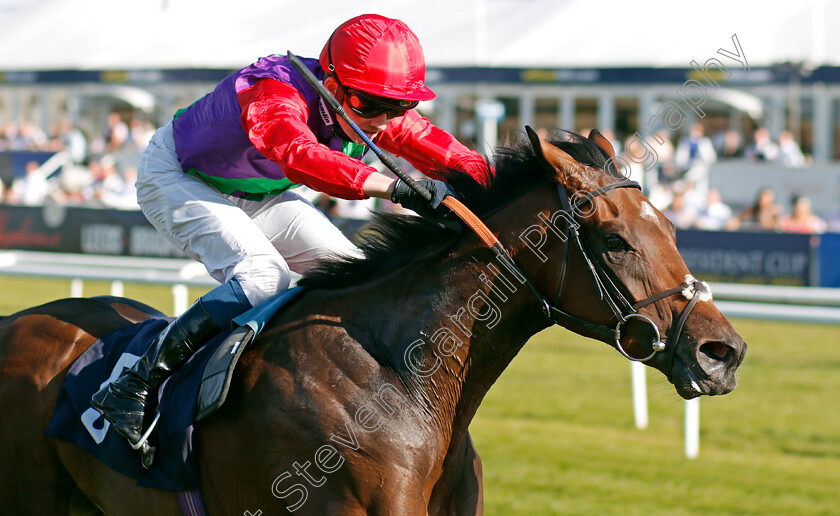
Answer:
[
  {"left": 70, "top": 278, "right": 83, "bottom": 298},
  {"left": 172, "top": 284, "right": 189, "bottom": 316},
  {"left": 631, "top": 361, "right": 648, "bottom": 429},
  {"left": 685, "top": 397, "right": 700, "bottom": 459},
  {"left": 631, "top": 362, "right": 701, "bottom": 459}
]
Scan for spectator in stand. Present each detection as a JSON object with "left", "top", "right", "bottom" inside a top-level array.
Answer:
[
  {"left": 695, "top": 188, "right": 733, "bottom": 230},
  {"left": 620, "top": 131, "right": 669, "bottom": 208},
  {"left": 0, "top": 122, "right": 11, "bottom": 150},
  {"left": 649, "top": 129, "right": 676, "bottom": 185},
  {"left": 16, "top": 121, "right": 48, "bottom": 150},
  {"left": 6, "top": 160, "right": 53, "bottom": 206},
  {"left": 713, "top": 128, "right": 745, "bottom": 159},
  {"left": 59, "top": 119, "right": 88, "bottom": 164},
  {"left": 52, "top": 164, "right": 93, "bottom": 206},
  {"left": 128, "top": 119, "right": 156, "bottom": 152},
  {"left": 727, "top": 187, "right": 783, "bottom": 231},
  {"left": 92, "top": 112, "right": 130, "bottom": 154},
  {"left": 0, "top": 118, "right": 93, "bottom": 158},
  {"left": 778, "top": 196, "right": 826, "bottom": 233},
  {"left": 662, "top": 189, "right": 697, "bottom": 229},
  {"left": 44, "top": 122, "right": 65, "bottom": 152},
  {"left": 745, "top": 127, "right": 779, "bottom": 162},
  {"left": 2, "top": 122, "right": 23, "bottom": 150},
  {"left": 674, "top": 122, "right": 716, "bottom": 199},
  {"left": 103, "top": 166, "right": 140, "bottom": 210},
  {"left": 85, "top": 155, "right": 127, "bottom": 208},
  {"left": 777, "top": 130, "right": 806, "bottom": 168},
  {"left": 81, "top": 158, "right": 104, "bottom": 200}
]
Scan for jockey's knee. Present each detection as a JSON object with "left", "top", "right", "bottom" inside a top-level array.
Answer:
[{"left": 232, "top": 255, "right": 291, "bottom": 306}]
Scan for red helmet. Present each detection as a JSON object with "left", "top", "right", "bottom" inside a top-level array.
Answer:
[{"left": 320, "top": 14, "right": 436, "bottom": 102}]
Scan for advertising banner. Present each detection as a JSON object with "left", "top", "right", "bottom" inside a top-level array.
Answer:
[
  {"left": 0, "top": 205, "right": 182, "bottom": 257},
  {"left": 818, "top": 233, "right": 840, "bottom": 288},
  {"left": 677, "top": 229, "right": 817, "bottom": 286}
]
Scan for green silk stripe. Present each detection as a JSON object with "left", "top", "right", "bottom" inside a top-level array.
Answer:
[
  {"left": 342, "top": 140, "right": 366, "bottom": 158},
  {"left": 186, "top": 169, "right": 300, "bottom": 201}
]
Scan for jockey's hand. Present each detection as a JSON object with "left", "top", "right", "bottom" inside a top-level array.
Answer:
[{"left": 391, "top": 179, "right": 462, "bottom": 231}]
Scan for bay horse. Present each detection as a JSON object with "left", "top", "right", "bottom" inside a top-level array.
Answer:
[{"left": 0, "top": 128, "right": 745, "bottom": 515}]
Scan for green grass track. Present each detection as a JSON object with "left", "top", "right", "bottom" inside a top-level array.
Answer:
[{"left": 2, "top": 277, "right": 838, "bottom": 515}]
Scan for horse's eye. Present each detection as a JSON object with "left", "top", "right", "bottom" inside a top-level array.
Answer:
[{"left": 605, "top": 235, "right": 626, "bottom": 252}]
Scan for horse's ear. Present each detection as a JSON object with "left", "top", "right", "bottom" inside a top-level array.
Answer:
[
  {"left": 525, "top": 126, "right": 546, "bottom": 164},
  {"left": 588, "top": 129, "right": 616, "bottom": 158},
  {"left": 525, "top": 126, "right": 578, "bottom": 182}
]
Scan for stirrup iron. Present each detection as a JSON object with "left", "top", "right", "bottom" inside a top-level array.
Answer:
[{"left": 130, "top": 410, "right": 161, "bottom": 451}]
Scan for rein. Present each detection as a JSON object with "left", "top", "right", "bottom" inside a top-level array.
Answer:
[
  {"left": 446, "top": 177, "right": 711, "bottom": 366},
  {"left": 285, "top": 51, "right": 707, "bottom": 366}
]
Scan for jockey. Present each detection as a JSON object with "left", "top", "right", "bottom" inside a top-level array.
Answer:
[{"left": 90, "top": 13, "right": 487, "bottom": 466}]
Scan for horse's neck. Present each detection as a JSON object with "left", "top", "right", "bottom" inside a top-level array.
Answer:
[{"left": 372, "top": 203, "right": 555, "bottom": 449}]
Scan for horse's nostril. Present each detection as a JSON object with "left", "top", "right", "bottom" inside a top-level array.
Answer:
[{"left": 700, "top": 341, "right": 730, "bottom": 362}]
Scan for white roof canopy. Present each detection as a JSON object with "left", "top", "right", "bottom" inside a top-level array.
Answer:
[{"left": 0, "top": 0, "right": 837, "bottom": 71}]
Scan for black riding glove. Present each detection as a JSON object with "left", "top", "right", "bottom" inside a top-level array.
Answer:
[{"left": 390, "top": 178, "right": 462, "bottom": 231}]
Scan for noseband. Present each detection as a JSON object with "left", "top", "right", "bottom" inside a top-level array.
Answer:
[{"left": 494, "top": 178, "right": 711, "bottom": 366}]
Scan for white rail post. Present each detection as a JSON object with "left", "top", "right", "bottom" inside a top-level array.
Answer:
[
  {"left": 631, "top": 361, "right": 649, "bottom": 429},
  {"left": 70, "top": 278, "right": 83, "bottom": 298},
  {"left": 110, "top": 280, "right": 124, "bottom": 297},
  {"left": 685, "top": 397, "right": 700, "bottom": 459},
  {"left": 172, "top": 284, "right": 189, "bottom": 316}
]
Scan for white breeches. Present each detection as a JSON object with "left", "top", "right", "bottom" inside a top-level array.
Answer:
[{"left": 136, "top": 122, "right": 360, "bottom": 306}]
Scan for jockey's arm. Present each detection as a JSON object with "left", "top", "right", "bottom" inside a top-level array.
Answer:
[
  {"left": 376, "top": 110, "right": 490, "bottom": 188},
  {"left": 238, "top": 78, "right": 393, "bottom": 200}
]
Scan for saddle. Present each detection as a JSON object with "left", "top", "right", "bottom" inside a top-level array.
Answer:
[
  {"left": 45, "top": 287, "right": 305, "bottom": 491},
  {"left": 196, "top": 286, "right": 304, "bottom": 420}
]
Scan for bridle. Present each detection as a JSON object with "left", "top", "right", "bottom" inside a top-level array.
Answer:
[
  {"left": 485, "top": 176, "right": 712, "bottom": 368},
  {"left": 284, "top": 49, "right": 712, "bottom": 370}
]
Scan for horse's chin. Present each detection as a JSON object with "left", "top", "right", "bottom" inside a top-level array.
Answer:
[
  {"left": 669, "top": 351, "right": 740, "bottom": 399},
  {"left": 669, "top": 355, "right": 704, "bottom": 400}
]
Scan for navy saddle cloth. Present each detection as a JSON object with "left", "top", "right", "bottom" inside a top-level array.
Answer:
[{"left": 45, "top": 287, "right": 304, "bottom": 491}]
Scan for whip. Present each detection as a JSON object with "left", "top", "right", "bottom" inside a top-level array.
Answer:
[
  {"left": 286, "top": 51, "right": 554, "bottom": 313},
  {"left": 286, "top": 51, "right": 433, "bottom": 203}
]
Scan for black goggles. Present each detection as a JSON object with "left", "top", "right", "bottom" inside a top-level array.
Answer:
[{"left": 336, "top": 81, "right": 419, "bottom": 119}]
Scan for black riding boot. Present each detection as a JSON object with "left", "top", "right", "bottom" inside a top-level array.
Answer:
[{"left": 90, "top": 299, "right": 219, "bottom": 468}]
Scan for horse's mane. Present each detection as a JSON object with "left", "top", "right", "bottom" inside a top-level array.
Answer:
[{"left": 298, "top": 130, "right": 612, "bottom": 290}]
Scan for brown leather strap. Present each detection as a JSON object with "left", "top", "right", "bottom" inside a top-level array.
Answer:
[
  {"left": 443, "top": 195, "right": 552, "bottom": 316},
  {"left": 442, "top": 196, "right": 500, "bottom": 248}
]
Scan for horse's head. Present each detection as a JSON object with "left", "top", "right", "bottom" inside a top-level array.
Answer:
[{"left": 518, "top": 127, "right": 746, "bottom": 399}]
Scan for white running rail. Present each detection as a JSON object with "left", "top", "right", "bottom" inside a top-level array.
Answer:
[
  {"left": 0, "top": 250, "right": 216, "bottom": 315},
  {"left": 1, "top": 250, "right": 838, "bottom": 457}
]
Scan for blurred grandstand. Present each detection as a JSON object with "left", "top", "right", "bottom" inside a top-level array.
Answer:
[{"left": 1, "top": 0, "right": 840, "bottom": 284}]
